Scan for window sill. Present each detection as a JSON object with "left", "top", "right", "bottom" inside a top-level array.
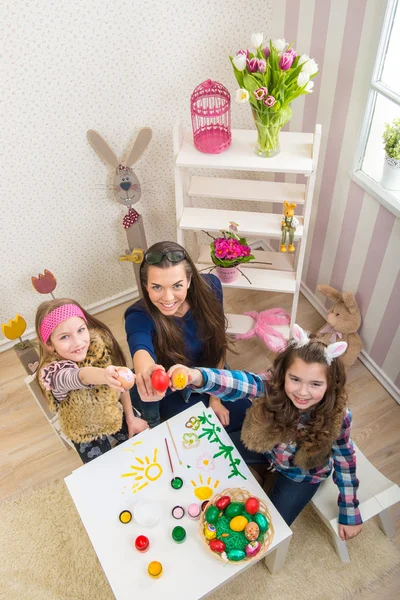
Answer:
[{"left": 352, "top": 169, "right": 400, "bottom": 218}]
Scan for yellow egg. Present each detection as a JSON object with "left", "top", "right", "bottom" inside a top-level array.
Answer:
[
  {"left": 148, "top": 561, "right": 163, "bottom": 578},
  {"left": 229, "top": 515, "right": 249, "bottom": 532}
]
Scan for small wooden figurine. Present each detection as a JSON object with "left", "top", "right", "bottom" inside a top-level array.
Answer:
[{"left": 280, "top": 201, "right": 298, "bottom": 253}]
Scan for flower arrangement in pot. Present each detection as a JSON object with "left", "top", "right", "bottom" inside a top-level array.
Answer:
[
  {"left": 382, "top": 117, "right": 400, "bottom": 191},
  {"left": 209, "top": 222, "right": 255, "bottom": 284},
  {"left": 230, "top": 34, "right": 319, "bottom": 157}
]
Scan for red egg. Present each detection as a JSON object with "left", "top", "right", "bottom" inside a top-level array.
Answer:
[
  {"left": 245, "top": 497, "right": 260, "bottom": 515},
  {"left": 151, "top": 369, "right": 169, "bottom": 393},
  {"left": 216, "top": 496, "right": 231, "bottom": 511},
  {"left": 209, "top": 539, "right": 226, "bottom": 553}
]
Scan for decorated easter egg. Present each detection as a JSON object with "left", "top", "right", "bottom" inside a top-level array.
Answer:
[
  {"left": 244, "top": 521, "right": 260, "bottom": 541},
  {"left": 245, "top": 497, "right": 259, "bottom": 515},
  {"left": 116, "top": 367, "right": 135, "bottom": 390},
  {"left": 229, "top": 515, "right": 248, "bottom": 532},
  {"left": 245, "top": 540, "right": 261, "bottom": 557},
  {"left": 209, "top": 539, "right": 226, "bottom": 553},
  {"left": 224, "top": 502, "right": 243, "bottom": 518},
  {"left": 204, "top": 523, "right": 217, "bottom": 540},
  {"left": 148, "top": 561, "right": 163, "bottom": 578},
  {"left": 215, "top": 496, "right": 231, "bottom": 511},
  {"left": 227, "top": 549, "right": 246, "bottom": 562},
  {"left": 171, "top": 367, "right": 188, "bottom": 390},
  {"left": 151, "top": 369, "right": 169, "bottom": 393},
  {"left": 205, "top": 505, "right": 220, "bottom": 524},
  {"left": 253, "top": 512, "right": 269, "bottom": 533}
]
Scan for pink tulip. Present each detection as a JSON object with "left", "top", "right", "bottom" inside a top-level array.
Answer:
[
  {"left": 279, "top": 52, "right": 294, "bottom": 71},
  {"left": 263, "top": 95, "right": 276, "bottom": 107},
  {"left": 258, "top": 59, "right": 266, "bottom": 73},
  {"left": 286, "top": 47, "right": 297, "bottom": 59},
  {"left": 254, "top": 87, "right": 268, "bottom": 100},
  {"left": 246, "top": 58, "right": 258, "bottom": 73},
  {"left": 263, "top": 46, "right": 270, "bottom": 59},
  {"left": 237, "top": 49, "right": 249, "bottom": 58}
]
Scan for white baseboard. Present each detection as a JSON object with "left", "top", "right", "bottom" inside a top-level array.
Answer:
[
  {"left": 300, "top": 282, "right": 400, "bottom": 405},
  {"left": 0, "top": 286, "right": 140, "bottom": 353}
]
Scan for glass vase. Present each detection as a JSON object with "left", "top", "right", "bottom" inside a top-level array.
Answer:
[{"left": 252, "top": 106, "right": 292, "bottom": 158}]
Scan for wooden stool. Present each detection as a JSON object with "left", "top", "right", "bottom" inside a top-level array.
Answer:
[{"left": 311, "top": 443, "right": 400, "bottom": 562}]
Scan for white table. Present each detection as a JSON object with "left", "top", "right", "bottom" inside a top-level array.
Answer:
[{"left": 65, "top": 403, "right": 292, "bottom": 600}]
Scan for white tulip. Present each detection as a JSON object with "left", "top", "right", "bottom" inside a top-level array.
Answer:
[
  {"left": 272, "top": 38, "right": 287, "bottom": 53},
  {"left": 251, "top": 32, "right": 263, "bottom": 49},
  {"left": 305, "top": 81, "right": 314, "bottom": 93},
  {"left": 302, "top": 58, "right": 318, "bottom": 76},
  {"left": 297, "top": 71, "right": 310, "bottom": 87},
  {"left": 298, "top": 54, "right": 310, "bottom": 65},
  {"left": 235, "top": 88, "right": 249, "bottom": 104},
  {"left": 232, "top": 53, "right": 247, "bottom": 71}
]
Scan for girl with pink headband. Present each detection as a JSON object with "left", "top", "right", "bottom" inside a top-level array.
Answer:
[{"left": 36, "top": 298, "right": 148, "bottom": 463}]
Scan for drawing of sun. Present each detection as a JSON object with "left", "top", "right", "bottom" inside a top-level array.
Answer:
[
  {"left": 121, "top": 448, "right": 163, "bottom": 494},
  {"left": 191, "top": 474, "right": 220, "bottom": 500}
]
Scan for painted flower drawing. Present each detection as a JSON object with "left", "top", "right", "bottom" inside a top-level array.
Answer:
[
  {"left": 197, "top": 452, "right": 215, "bottom": 472},
  {"left": 182, "top": 433, "right": 200, "bottom": 450}
]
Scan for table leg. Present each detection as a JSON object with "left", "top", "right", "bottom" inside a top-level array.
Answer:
[{"left": 264, "top": 536, "right": 291, "bottom": 574}]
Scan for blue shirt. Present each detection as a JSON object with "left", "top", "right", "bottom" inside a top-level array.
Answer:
[{"left": 124, "top": 273, "right": 223, "bottom": 366}]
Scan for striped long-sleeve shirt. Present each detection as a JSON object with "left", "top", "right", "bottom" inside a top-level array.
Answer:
[
  {"left": 40, "top": 360, "right": 92, "bottom": 403},
  {"left": 192, "top": 367, "right": 362, "bottom": 526}
]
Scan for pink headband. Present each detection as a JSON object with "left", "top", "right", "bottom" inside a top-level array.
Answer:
[{"left": 40, "top": 304, "right": 87, "bottom": 344}]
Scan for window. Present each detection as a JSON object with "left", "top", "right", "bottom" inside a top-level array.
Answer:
[{"left": 353, "top": 0, "right": 400, "bottom": 217}]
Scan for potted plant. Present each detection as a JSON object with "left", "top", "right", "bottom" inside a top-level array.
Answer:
[
  {"left": 209, "top": 222, "right": 255, "bottom": 284},
  {"left": 382, "top": 117, "right": 400, "bottom": 191}
]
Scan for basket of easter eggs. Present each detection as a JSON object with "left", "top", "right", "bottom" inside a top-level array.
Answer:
[{"left": 200, "top": 488, "right": 274, "bottom": 563}]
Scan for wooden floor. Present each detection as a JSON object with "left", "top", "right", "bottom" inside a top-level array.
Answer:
[{"left": 1, "top": 289, "right": 399, "bottom": 598}]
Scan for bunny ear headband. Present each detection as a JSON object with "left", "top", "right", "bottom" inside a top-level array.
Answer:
[{"left": 291, "top": 324, "right": 347, "bottom": 365}]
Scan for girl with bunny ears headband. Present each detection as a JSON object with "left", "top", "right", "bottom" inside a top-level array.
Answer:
[{"left": 167, "top": 324, "right": 362, "bottom": 542}]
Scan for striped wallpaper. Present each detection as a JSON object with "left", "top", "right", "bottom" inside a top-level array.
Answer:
[{"left": 272, "top": 0, "right": 399, "bottom": 401}]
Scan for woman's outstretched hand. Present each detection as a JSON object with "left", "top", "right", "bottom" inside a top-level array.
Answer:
[{"left": 136, "top": 364, "right": 168, "bottom": 402}]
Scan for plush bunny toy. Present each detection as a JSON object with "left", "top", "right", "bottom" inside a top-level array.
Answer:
[
  {"left": 317, "top": 284, "right": 362, "bottom": 367},
  {"left": 234, "top": 308, "right": 290, "bottom": 352}
]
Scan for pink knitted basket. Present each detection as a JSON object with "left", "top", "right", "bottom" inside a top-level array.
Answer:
[{"left": 191, "top": 79, "right": 231, "bottom": 154}]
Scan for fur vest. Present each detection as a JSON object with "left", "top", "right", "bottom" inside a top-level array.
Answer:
[
  {"left": 241, "top": 396, "right": 345, "bottom": 470},
  {"left": 41, "top": 329, "right": 123, "bottom": 443}
]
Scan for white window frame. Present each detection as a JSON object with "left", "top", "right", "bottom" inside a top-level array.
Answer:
[{"left": 352, "top": 0, "right": 400, "bottom": 218}]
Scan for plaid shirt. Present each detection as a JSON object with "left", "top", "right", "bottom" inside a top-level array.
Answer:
[{"left": 193, "top": 367, "right": 362, "bottom": 526}]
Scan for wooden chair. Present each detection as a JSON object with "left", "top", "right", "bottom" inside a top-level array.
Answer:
[{"left": 311, "top": 443, "right": 400, "bottom": 562}]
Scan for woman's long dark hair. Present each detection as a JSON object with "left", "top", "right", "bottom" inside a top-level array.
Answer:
[{"left": 137, "top": 241, "right": 228, "bottom": 369}]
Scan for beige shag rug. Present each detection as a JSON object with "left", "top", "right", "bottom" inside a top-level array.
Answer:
[{"left": 0, "top": 481, "right": 399, "bottom": 600}]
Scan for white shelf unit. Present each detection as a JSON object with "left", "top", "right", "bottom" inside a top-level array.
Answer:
[{"left": 173, "top": 122, "right": 321, "bottom": 336}]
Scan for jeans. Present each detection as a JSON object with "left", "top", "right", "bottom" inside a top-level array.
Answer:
[
  {"left": 129, "top": 384, "right": 250, "bottom": 434},
  {"left": 229, "top": 431, "right": 320, "bottom": 525}
]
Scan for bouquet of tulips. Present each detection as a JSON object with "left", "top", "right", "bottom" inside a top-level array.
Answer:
[{"left": 230, "top": 34, "right": 319, "bottom": 156}]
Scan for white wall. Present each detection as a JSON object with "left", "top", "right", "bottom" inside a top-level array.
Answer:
[{"left": 1, "top": 0, "right": 272, "bottom": 346}]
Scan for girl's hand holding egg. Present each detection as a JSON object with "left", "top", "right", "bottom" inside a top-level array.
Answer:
[
  {"left": 116, "top": 367, "right": 135, "bottom": 390},
  {"left": 168, "top": 365, "right": 203, "bottom": 390}
]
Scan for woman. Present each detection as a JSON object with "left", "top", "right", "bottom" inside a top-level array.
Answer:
[{"left": 124, "top": 241, "right": 250, "bottom": 431}]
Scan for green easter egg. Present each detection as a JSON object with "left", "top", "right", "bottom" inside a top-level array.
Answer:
[
  {"left": 253, "top": 512, "right": 269, "bottom": 533},
  {"left": 205, "top": 505, "right": 220, "bottom": 524},
  {"left": 224, "top": 502, "right": 243, "bottom": 518},
  {"left": 227, "top": 549, "right": 246, "bottom": 562}
]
